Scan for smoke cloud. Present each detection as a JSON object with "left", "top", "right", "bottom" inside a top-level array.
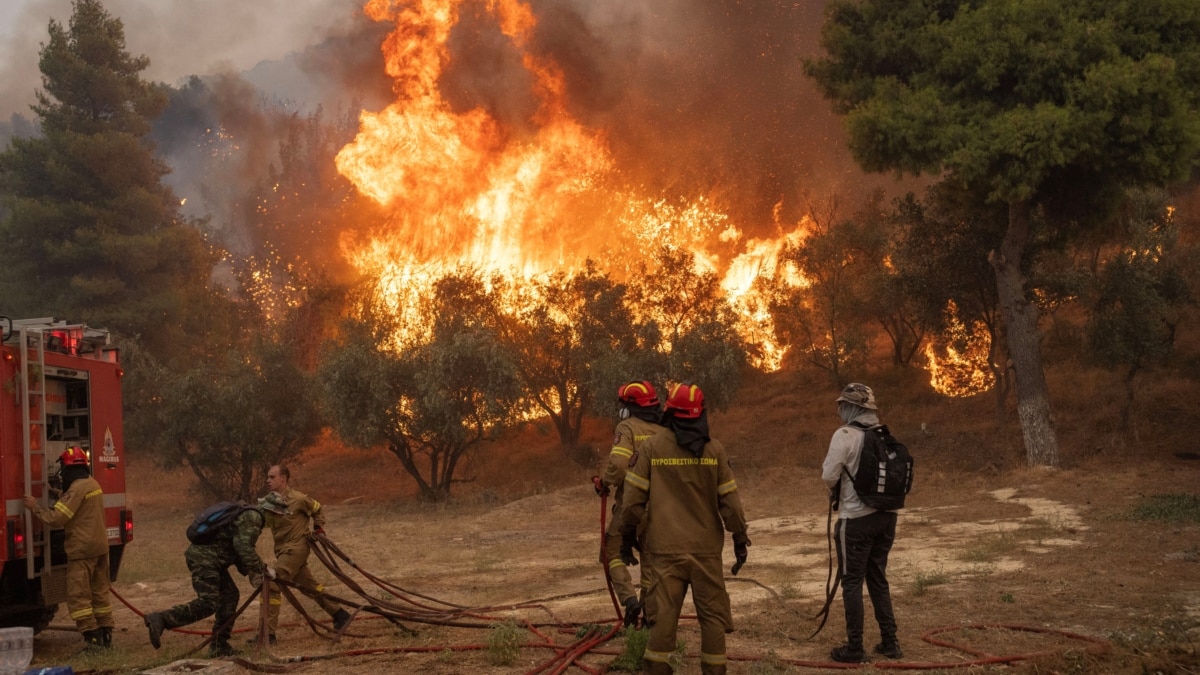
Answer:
[
  {"left": 0, "top": 0, "right": 367, "bottom": 118},
  {"left": 3, "top": 0, "right": 906, "bottom": 275}
]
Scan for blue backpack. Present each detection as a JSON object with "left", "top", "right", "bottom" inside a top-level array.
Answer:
[{"left": 186, "top": 501, "right": 253, "bottom": 544}]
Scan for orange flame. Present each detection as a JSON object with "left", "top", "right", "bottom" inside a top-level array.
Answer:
[
  {"left": 923, "top": 300, "right": 994, "bottom": 397},
  {"left": 337, "top": 0, "right": 808, "bottom": 371}
]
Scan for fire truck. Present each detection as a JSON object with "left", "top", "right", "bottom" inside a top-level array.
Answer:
[{"left": 0, "top": 317, "right": 132, "bottom": 632}]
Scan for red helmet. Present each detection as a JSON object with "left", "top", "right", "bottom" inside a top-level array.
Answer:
[
  {"left": 664, "top": 382, "right": 704, "bottom": 419},
  {"left": 617, "top": 381, "right": 658, "bottom": 408},
  {"left": 59, "top": 446, "right": 89, "bottom": 466}
]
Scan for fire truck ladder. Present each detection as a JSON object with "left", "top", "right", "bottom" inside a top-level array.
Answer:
[{"left": 16, "top": 323, "right": 51, "bottom": 581}]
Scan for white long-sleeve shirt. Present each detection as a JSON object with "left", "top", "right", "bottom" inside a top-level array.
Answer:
[{"left": 822, "top": 421, "right": 878, "bottom": 520}]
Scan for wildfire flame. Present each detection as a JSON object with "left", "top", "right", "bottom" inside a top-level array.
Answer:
[
  {"left": 334, "top": 0, "right": 810, "bottom": 371},
  {"left": 923, "top": 300, "right": 994, "bottom": 397}
]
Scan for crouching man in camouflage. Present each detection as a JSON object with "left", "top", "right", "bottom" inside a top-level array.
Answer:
[{"left": 143, "top": 504, "right": 273, "bottom": 657}]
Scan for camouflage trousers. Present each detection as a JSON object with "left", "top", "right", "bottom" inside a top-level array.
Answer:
[
  {"left": 158, "top": 546, "right": 241, "bottom": 642},
  {"left": 268, "top": 545, "right": 341, "bottom": 632},
  {"left": 66, "top": 553, "right": 113, "bottom": 631}
]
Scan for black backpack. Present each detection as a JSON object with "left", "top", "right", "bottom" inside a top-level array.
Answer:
[
  {"left": 844, "top": 423, "right": 913, "bottom": 510},
  {"left": 186, "top": 501, "right": 253, "bottom": 544}
]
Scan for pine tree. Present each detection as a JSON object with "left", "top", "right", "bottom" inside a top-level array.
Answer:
[{"left": 0, "top": 0, "right": 216, "bottom": 363}]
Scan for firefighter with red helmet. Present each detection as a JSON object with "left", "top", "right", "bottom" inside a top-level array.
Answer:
[
  {"left": 596, "top": 380, "right": 666, "bottom": 627},
  {"left": 619, "top": 382, "right": 750, "bottom": 675},
  {"left": 22, "top": 446, "right": 114, "bottom": 649}
]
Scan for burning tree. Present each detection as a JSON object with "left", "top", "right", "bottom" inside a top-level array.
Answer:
[
  {"left": 807, "top": 0, "right": 1200, "bottom": 466},
  {"left": 1087, "top": 190, "right": 1194, "bottom": 430}
]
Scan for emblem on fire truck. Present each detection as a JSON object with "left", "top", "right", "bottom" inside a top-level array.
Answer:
[{"left": 98, "top": 426, "right": 119, "bottom": 463}]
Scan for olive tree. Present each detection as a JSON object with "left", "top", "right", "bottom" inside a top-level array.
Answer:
[{"left": 319, "top": 280, "right": 522, "bottom": 502}]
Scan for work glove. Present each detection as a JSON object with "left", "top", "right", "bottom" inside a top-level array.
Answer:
[
  {"left": 266, "top": 566, "right": 277, "bottom": 580},
  {"left": 622, "top": 597, "right": 642, "bottom": 628},
  {"left": 731, "top": 533, "right": 751, "bottom": 576},
  {"left": 591, "top": 476, "right": 609, "bottom": 497},
  {"left": 620, "top": 533, "right": 639, "bottom": 567}
]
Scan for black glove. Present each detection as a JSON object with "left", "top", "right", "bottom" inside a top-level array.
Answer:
[
  {"left": 592, "top": 476, "right": 609, "bottom": 497},
  {"left": 731, "top": 533, "right": 751, "bottom": 576},
  {"left": 620, "top": 533, "right": 639, "bottom": 567}
]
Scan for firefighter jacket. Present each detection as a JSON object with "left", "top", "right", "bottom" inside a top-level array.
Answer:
[
  {"left": 30, "top": 475, "right": 107, "bottom": 560},
  {"left": 264, "top": 487, "right": 325, "bottom": 555},
  {"left": 602, "top": 416, "right": 666, "bottom": 508},
  {"left": 191, "top": 509, "right": 267, "bottom": 579},
  {"left": 619, "top": 430, "right": 748, "bottom": 556}
]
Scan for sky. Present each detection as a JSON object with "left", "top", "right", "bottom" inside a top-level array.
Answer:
[{"left": 0, "top": 0, "right": 364, "bottom": 118}]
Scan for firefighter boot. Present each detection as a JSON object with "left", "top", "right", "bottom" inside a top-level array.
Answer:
[
  {"left": 82, "top": 629, "right": 105, "bottom": 650},
  {"left": 145, "top": 612, "right": 166, "bottom": 649},
  {"left": 101, "top": 626, "right": 113, "bottom": 648},
  {"left": 332, "top": 609, "right": 352, "bottom": 631}
]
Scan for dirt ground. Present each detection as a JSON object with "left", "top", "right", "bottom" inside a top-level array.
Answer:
[{"left": 20, "top": 445, "right": 1200, "bottom": 675}]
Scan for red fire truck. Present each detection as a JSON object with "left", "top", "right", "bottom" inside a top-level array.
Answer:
[{"left": 0, "top": 317, "right": 132, "bottom": 631}]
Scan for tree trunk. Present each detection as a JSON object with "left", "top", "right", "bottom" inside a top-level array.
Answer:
[{"left": 991, "top": 200, "right": 1059, "bottom": 466}]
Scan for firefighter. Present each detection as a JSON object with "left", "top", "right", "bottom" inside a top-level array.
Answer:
[
  {"left": 143, "top": 505, "right": 274, "bottom": 657},
  {"left": 595, "top": 380, "right": 666, "bottom": 627},
  {"left": 619, "top": 382, "right": 750, "bottom": 675},
  {"left": 22, "top": 446, "right": 114, "bottom": 649},
  {"left": 253, "top": 464, "right": 350, "bottom": 643}
]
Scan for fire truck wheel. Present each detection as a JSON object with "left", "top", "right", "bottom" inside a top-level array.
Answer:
[{"left": 10, "top": 605, "right": 58, "bottom": 634}]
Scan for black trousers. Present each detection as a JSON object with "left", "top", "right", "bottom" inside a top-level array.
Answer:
[{"left": 834, "top": 510, "right": 898, "bottom": 647}]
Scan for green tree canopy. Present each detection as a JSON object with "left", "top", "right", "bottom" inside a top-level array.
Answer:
[
  {"left": 1087, "top": 189, "right": 1194, "bottom": 429},
  {"left": 147, "top": 337, "right": 324, "bottom": 501},
  {"left": 807, "top": 0, "right": 1200, "bottom": 465},
  {"left": 0, "top": 0, "right": 216, "bottom": 364},
  {"left": 319, "top": 279, "right": 523, "bottom": 502}
]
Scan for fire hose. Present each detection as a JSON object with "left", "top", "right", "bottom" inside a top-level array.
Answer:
[{"left": 107, "top": 491, "right": 1111, "bottom": 672}]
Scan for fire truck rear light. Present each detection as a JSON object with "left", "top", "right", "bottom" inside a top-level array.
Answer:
[
  {"left": 120, "top": 509, "right": 133, "bottom": 543},
  {"left": 7, "top": 518, "right": 24, "bottom": 559}
]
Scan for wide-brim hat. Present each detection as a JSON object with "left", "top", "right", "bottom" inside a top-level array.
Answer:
[{"left": 836, "top": 383, "right": 877, "bottom": 410}]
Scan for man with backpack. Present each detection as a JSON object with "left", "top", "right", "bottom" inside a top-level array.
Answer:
[
  {"left": 143, "top": 502, "right": 275, "bottom": 657},
  {"left": 822, "top": 383, "right": 905, "bottom": 663}
]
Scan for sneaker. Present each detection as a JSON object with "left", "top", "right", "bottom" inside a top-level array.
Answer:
[
  {"left": 622, "top": 597, "right": 642, "bottom": 628},
  {"left": 245, "top": 633, "right": 277, "bottom": 645},
  {"left": 830, "top": 644, "right": 868, "bottom": 663},
  {"left": 144, "top": 612, "right": 166, "bottom": 649},
  {"left": 874, "top": 641, "right": 903, "bottom": 659},
  {"left": 332, "top": 608, "right": 352, "bottom": 631}
]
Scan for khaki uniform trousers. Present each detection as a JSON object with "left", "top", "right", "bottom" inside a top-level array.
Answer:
[
  {"left": 642, "top": 553, "right": 731, "bottom": 675},
  {"left": 268, "top": 545, "right": 341, "bottom": 632},
  {"left": 66, "top": 553, "right": 113, "bottom": 632}
]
